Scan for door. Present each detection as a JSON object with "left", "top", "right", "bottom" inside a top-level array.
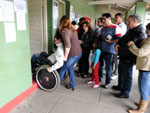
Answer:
[
  {"left": 28, "top": 0, "right": 44, "bottom": 56},
  {"left": 58, "top": 0, "right": 65, "bottom": 23}
]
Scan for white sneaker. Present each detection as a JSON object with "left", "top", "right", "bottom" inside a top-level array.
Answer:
[
  {"left": 111, "top": 75, "right": 118, "bottom": 80},
  {"left": 87, "top": 81, "right": 95, "bottom": 85},
  {"left": 93, "top": 84, "right": 99, "bottom": 88},
  {"left": 104, "top": 83, "right": 111, "bottom": 89}
]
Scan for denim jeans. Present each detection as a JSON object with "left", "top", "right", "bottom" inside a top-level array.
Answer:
[
  {"left": 138, "top": 70, "right": 150, "bottom": 100},
  {"left": 120, "top": 60, "right": 133, "bottom": 96},
  {"left": 99, "top": 52, "right": 113, "bottom": 84},
  {"left": 117, "top": 59, "right": 125, "bottom": 90},
  {"left": 59, "top": 53, "right": 82, "bottom": 88}
]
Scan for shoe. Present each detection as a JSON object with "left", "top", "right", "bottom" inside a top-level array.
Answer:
[
  {"left": 128, "top": 100, "right": 149, "bottom": 113},
  {"left": 87, "top": 81, "right": 95, "bottom": 85},
  {"left": 111, "top": 75, "right": 118, "bottom": 80},
  {"left": 113, "top": 71, "right": 118, "bottom": 75},
  {"left": 104, "top": 83, "right": 111, "bottom": 89},
  {"left": 77, "top": 73, "right": 82, "bottom": 76},
  {"left": 112, "top": 85, "right": 122, "bottom": 91},
  {"left": 93, "top": 84, "right": 99, "bottom": 88},
  {"left": 82, "top": 75, "right": 88, "bottom": 78},
  {"left": 66, "top": 85, "right": 74, "bottom": 91},
  {"left": 115, "top": 93, "right": 129, "bottom": 99}
]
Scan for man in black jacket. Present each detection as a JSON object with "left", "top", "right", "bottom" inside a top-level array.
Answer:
[{"left": 113, "top": 14, "right": 147, "bottom": 98}]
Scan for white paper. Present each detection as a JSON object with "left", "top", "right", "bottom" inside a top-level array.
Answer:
[
  {"left": 0, "top": 7, "right": 3, "bottom": 21},
  {"left": 70, "top": 13, "right": 75, "bottom": 21},
  {"left": 4, "top": 23, "right": 16, "bottom": 43},
  {"left": 16, "top": 12, "right": 26, "bottom": 30},
  {"left": 0, "top": 0, "right": 4, "bottom": 6},
  {"left": 14, "top": 0, "right": 26, "bottom": 13},
  {"left": 2, "top": 1, "right": 14, "bottom": 22},
  {"left": 53, "top": 1, "right": 58, "bottom": 29}
]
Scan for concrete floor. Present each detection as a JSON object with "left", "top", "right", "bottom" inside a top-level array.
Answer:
[{"left": 10, "top": 66, "right": 150, "bottom": 113}]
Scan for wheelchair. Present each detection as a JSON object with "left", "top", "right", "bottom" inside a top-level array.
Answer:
[{"left": 31, "top": 52, "right": 68, "bottom": 92}]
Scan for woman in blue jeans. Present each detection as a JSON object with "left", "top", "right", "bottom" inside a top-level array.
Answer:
[
  {"left": 59, "top": 15, "right": 82, "bottom": 91},
  {"left": 127, "top": 23, "right": 150, "bottom": 113}
]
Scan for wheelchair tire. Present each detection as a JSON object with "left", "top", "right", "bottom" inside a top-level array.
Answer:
[{"left": 36, "top": 65, "right": 60, "bottom": 92}]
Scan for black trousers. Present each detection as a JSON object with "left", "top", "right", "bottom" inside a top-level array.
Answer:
[{"left": 78, "top": 50, "right": 90, "bottom": 76}]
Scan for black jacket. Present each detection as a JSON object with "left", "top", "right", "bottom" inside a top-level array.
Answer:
[
  {"left": 117, "top": 24, "right": 147, "bottom": 64},
  {"left": 78, "top": 28, "right": 93, "bottom": 50}
]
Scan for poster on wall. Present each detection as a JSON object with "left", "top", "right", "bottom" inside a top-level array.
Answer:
[
  {"left": 16, "top": 12, "right": 26, "bottom": 30},
  {"left": 75, "top": 14, "right": 80, "bottom": 24},
  {"left": 14, "top": 0, "right": 26, "bottom": 13},
  {"left": 53, "top": 1, "right": 58, "bottom": 29},
  {"left": 0, "top": 0, "right": 4, "bottom": 6},
  {"left": 4, "top": 23, "right": 16, "bottom": 43},
  {"left": 2, "top": 1, "right": 14, "bottom": 22},
  {"left": 70, "top": 5, "right": 75, "bottom": 21}
]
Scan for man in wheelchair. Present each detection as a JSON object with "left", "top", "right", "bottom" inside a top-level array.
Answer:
[{"left": 31, "top": 30, "right": 64, "bottom": 91}]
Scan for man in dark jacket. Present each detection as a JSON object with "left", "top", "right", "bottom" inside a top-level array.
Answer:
[{"left": 114, "top": 14, "right": 147, "bottom": 98}]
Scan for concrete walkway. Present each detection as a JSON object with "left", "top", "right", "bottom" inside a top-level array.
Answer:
[{"left": 10, "top": 67, "right": 150, "bottom": 113}]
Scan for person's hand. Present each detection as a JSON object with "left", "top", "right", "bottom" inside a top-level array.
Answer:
[
  {"left": 92, "top": 66, "right": 95, "bottom": 70},
  {"left": 105, "top": 38, "right": 111, "bottom": 43},
  {"left": 79, "top": 40, "right": 83, "bottom": 44},
  {"left": 47, "top": 67, "right": 51, "bottom": 72},
  {"left": 64, "top": 56, "right": 67, "bottom": 61},
  {"left": 114, "top": 44, "right": 120, "bottom": 52},
  {"left": 127, "top": 41, "right": 134, "bottom": 47}
]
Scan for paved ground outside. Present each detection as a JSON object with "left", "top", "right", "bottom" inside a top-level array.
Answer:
[{"left": 10, "top": 66, "right": 150, "bottom": 113}]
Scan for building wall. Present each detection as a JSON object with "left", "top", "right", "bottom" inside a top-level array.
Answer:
[
  {"left": 68, "top": 0, "right": 102, "bottom": 27},
  {"left": 0, "top": 0, "right": 32, "bottom": 107}
]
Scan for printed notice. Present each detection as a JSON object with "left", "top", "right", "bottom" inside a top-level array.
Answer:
[
  {"left": 16, "top": 12, "right": 26, "bottom": 30},
  {"left": 4, "top": 23, "right": 16, "bottom": 43},
  {"left": 0, "top": 7, "right": 3, "bottom": 21},
  {"left": 53, "top": 1, "right": 58, "bottom": 29},
  {"left": 2, "top": 1, "right": 14, "bottom": 22},
  {"left": 0, "top": 0, "right": 4, "bottom": 6},
  {"left": 14, "top": 0, "right": 26, "bottom": 13}
]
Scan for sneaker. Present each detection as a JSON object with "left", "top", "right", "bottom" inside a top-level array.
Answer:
[
  {"left": 111, "top": 75, "right": 118, "bottom": 80},
  {"left": 104, "top": 83, "right": 111, "bottom": 89},
  {"left": 82, "top": 74, "right": 88, "bottom": 78},
  {"left": 93, "top": 84, "right": 99, "bottom": 88},
  {"left": 87, "top": 81, "right": 95, "bottom": 85}
]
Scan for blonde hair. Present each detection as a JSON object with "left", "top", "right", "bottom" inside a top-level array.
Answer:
[{"left": 59, "top": 15, "right": 76, "bottom": 33}]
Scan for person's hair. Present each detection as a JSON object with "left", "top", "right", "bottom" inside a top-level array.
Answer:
[
  {"left": 115, "top": 13, "right": 123, "bottom": 18},
  {"left": 81, "top": 21, "right": 91, "bottom": 29},
  {"left": 128, "top": 14, "right": 141, "bottom": 23},
  {"left": 92, "top": 39, "right": 101, "bottom": 49},
  {"left": 55, "top": 28, "right": 62, "bottom": 41},
  {"left": 79, "top": 17, "right": 86, "bottom": 22},
  {"left": 146, "top": 23, "right": 150, "bottom": 31},
  {"left": 59, "top": 15, "right": 76, "bottom": 33},
  {"left": 72, "top": 21, "right": 77, "bottom": 25},
  {"left": 102, "top": 13, "right": 112, "bottom": 19},
  {"left": 98, "top": 17, "right": 103, "bottom": 23}
]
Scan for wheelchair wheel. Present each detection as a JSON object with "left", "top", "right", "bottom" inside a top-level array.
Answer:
[{"left": 36, "top": 65, "right": 60, "bottom": 92}]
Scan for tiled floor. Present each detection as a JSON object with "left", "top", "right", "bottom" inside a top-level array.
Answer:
[{"left": 10, "top": 66, "right": 150, "bottom": 113}]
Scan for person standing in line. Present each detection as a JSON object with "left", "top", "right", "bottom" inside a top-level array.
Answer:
[
  {"left": 114, "top": 14, "right": 147, "bottom": 98},
  {"left": 59, "top": 15, "right": 82, "bottom": 91},
  {"left": 87, "top": 40, "right": 101, "bottom": 88},
  {"left": 78, "top": 21, "right": 93, "bottom": 78},
  {"left": 111, "top": 13, "right": 127, "bottom": 80},
  {"left": 99, "top": 13, "right": 122, "bottom": 88},
  {"left": 127, "top": 23, "right": 150, "bottom": 113}
]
